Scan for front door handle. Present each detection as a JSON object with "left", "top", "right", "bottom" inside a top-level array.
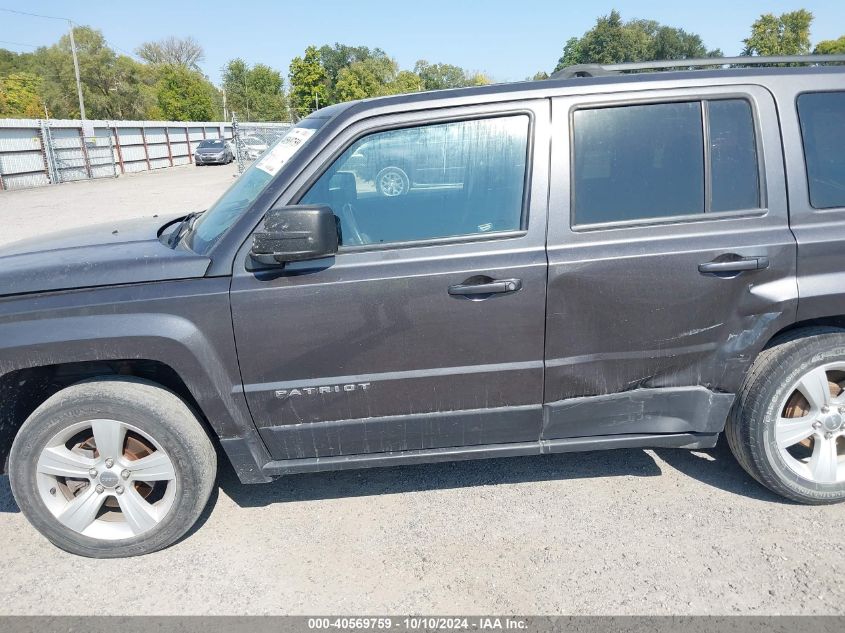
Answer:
[
  {"left": 698, "top": 256, "right": 770, "bottom": 274},
  {"left": 448, "top": 278, "right": 522, "bottom": 296}
]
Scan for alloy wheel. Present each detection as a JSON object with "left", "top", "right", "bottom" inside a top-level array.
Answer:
[
  {"left": 776, "top": 362, "right": 845, "bottom": 484},
  {"left": 35, "top": 419, "right": 177, "bottom": 540}
]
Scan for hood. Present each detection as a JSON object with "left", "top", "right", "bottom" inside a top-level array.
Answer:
[{"left": 0, "top": 213, "right": 212, "bottom": 297}]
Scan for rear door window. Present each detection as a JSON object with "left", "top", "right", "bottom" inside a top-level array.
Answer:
[
  {"left": 573, "top": 102, "right": 705, "bottom": 224},
  {"left": 798, "top": 92, "right": 845, "bottom": 209},
  {"left": 572, "top": 98, "right": 761, "bottom": 226}
]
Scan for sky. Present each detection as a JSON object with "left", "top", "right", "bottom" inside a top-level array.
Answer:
[{"left": 0, "top": 1, "right": 843, "bottom": 85}]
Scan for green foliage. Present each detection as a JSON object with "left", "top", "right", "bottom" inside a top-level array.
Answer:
[
  {"left": 414, "top": 60, "right": 489, "bottom": 90},
  {"left": 36, "top": 26, "right": 152, "bottom": 119},
  {"left": 554, "top": 9, "right": 721, "bottom": 71},
  {"left": 814, "top": 36, "right": 845, "bottom": 55},
  {"left": 154, "top": 65, "right": 217, "bottom": 121},
  {"left": 0, "top": 49, "right": 37, "bottom": 77},
  {"left": 335, "top": 57, "right": 395, "bottom": 101},
  {"left": 387, "top": 70, "right": 423, "bottom": 94},
  {"left": 223, "top": 59, "right": 287, "bottom": 121},
  {"left": 742, "top": 10, "right": 813, "bottom": 56},
  {"left": 288, "top": 46, "right": 329, "bottom": 118},
  {"left": 318, "top": 44, "right": 388, "bottom": 102},
  {"left": 0, "top": 72, "right": 43, "bottom": 117}
]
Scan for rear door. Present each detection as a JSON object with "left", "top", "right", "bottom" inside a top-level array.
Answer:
[
  {"left": 230, "top": 100, "right": 550, "bottom": 460},
  {"left": 543, "top": 84, "right": 798, "bottom": 438}
]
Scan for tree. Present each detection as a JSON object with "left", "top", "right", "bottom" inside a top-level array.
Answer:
[
  {"left": 0, "top": 72, "right": 43, "bottom": 117},
  {"left": 0, "top": 48, "right": 37, "bottom": 77},
  {"left": 742, "top": 10, "right": 813, "bottom": 56},
  {"left": 35, "top": 26, "right": 152, "bottom": 119},
  {"left": 414, "top": 60, "right": 482, "bottom": 90},
  {"left": 153, "top": 65, "right": 217, "bottom": 120},
  {"left": 814, "top": 36, "right": 845, "bottom": 55},
  {"left": 288, "top": 46, "right": 329, "bottom": 118},
  {"left": 223, "top": 59, "right": 287, "bottom": 121},
  {"left": 386, "top": 70, "right": 422, "bottom": 95},
  {"left": 335, "top": 57, "right": 396, "bottom": 101},
  {"left": 553, "top": 10, "right": 721, "bottom": 71},
  {"left": 318, "top": 43, "right": 388, "bottom": 102},
  {"left": 136, "top": 36, "right": 204, "bottom": 71}
]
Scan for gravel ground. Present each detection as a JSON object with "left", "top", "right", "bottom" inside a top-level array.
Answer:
[
  {"left": 0, "top": 168, "right": 843, "bottom": 615},
  {"left": 0, "top": 164, "right": 239, "bottom": 245}
]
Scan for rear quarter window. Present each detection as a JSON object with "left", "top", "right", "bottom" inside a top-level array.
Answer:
[{"left": 798, "top": 92, "right": 845, "bottom": 209}]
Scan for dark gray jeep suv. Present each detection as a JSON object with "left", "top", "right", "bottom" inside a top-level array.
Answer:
[{"left": 3, "top": 56, "right": 845, "bottom": 557}]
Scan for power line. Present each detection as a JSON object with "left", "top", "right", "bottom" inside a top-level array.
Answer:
[
  {"left": 0, "top": 8, "right": 135, "bottom": 58},
  {"left": 0, "top": 7, "right": 69, "bottom": 21},
  {"left": 0, "top": 39, "right": 40, "bottom": 48},
  {"left": 0, "top": 7, "right": 85, "bottom": 119}
]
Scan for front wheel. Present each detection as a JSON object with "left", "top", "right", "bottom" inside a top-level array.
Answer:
[
  {"left": 727, "top": 327, "right": 845, "bottom": 504},
  {"left": 9, "top": 377, "right": 217, "bottom": 557}
]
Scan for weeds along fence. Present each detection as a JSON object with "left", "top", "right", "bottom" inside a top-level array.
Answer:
[{"left": 0, "top": 118, "right": 291, "bottom": 191}]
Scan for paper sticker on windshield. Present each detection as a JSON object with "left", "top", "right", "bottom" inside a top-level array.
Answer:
[{"left": 255, "top": 127, "right": 315, "bottom": 176}]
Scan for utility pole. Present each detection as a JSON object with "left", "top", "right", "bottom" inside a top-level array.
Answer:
[
  {"left": 222, "top": 88, "right": 228, "bottom": 120},
  {"left": 0, "top": 10, "right": 87, "bottom": 121},
  {"left": 67, "top": 21, "right": 86, "bottom": 121}
]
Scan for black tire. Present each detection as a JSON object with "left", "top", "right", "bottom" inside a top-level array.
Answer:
[
  {"left": 726, "top": 326, "right": 845, "bottom": 504},
  {"left": 8, "top": 377, "right": 217, "bottom": 557}
]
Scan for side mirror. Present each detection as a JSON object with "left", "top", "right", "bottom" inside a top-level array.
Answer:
[{"left": 250, "top": 204, "right": 338, "bottom": 266}]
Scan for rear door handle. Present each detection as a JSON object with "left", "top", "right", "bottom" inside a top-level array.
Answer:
[
  {"left": 698, "top": 256, "right": 769, "bottom": 274},
  {"left": 448, "top": 278, "right": 522, "bottom": 296}
]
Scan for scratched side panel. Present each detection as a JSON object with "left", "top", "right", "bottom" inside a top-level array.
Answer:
[{"left": 544, "top": 85, "right": 797, "bottom": 432}]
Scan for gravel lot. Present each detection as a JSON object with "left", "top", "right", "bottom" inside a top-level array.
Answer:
[{"left": 0, "top": 167, "right": 844, "bottom": 615}]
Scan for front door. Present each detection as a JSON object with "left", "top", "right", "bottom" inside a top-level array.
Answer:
[
  {"left": 230, "top": 101, "right": 550, "bottom": 459},
  {"left": 543, "top": 85, "right": 797, "bottom": 438}
]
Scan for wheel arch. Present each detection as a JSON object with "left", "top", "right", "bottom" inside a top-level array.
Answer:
[
  {"left": 0, "top": 359, "right": 205, "bottom": 474},
  {"left": 0, "top": 312, "right": 272, "bottom": 483}
]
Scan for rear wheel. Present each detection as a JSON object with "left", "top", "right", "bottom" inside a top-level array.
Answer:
[
  {"left": 9, "top": 377, "right": 216, "bottom": 557},
  {"left": 727, "top": 327, "right": 845, "bottom": 504}
]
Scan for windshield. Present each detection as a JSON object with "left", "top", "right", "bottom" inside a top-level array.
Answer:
[
  {"left": 198, "top": 139, "right": 225, "bottom": 149},
  {"left": 186, "top": 118, "right": 326, "bottom": 253}
]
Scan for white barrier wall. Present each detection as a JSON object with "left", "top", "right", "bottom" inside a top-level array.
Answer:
[{"left": 0, "top": 118, "right": 291, "bottom": 191}]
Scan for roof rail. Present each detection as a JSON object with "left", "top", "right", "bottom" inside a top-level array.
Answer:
[{"left": 550, "top": 54, "right": 845, "bottom": 79}]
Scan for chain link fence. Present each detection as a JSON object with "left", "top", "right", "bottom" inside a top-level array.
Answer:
[{"left": 231, "top": 118, "right": 292, "bottom": 174}]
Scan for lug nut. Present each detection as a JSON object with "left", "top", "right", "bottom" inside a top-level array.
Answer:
[
  {"left": 821, "top": 406, "right": 830, "bottom": 414},
  {"left": 88, "top": 468, "right": 98, "bottom": 477},
  {"left": 813, "top": 421, "right": 822, "bottom": 429},
  {"left": 115, "top": 485, "right": 124, "bottom": 495},
  {"left": 121, "top": 469, "right": 130, "bottom": 480},
  {"left": 825, "top": 432, "right": 834, "bottom": 439},
  {"left": 104, "top": 458, "right": 114, "bottom": 468},
  {"left": 95, "top": 484, "right": 105, "bottom": 494}
]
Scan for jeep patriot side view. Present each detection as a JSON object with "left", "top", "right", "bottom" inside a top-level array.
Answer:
[{"left": 3, "top": 56, "right": 845, "bottom": 557}]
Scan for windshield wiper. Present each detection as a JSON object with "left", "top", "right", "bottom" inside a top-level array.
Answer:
[{"left": 168, "top": 211, "right": 203, "bottom": 248}]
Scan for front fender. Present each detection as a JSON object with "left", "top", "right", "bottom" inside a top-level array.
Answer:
[{"left": 0, "top": 278, "right": 271, "bottom": 481}]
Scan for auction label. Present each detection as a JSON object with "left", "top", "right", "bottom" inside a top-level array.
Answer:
[{"left": 255, "top": 127, "right": 315, "bottom": 176}]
